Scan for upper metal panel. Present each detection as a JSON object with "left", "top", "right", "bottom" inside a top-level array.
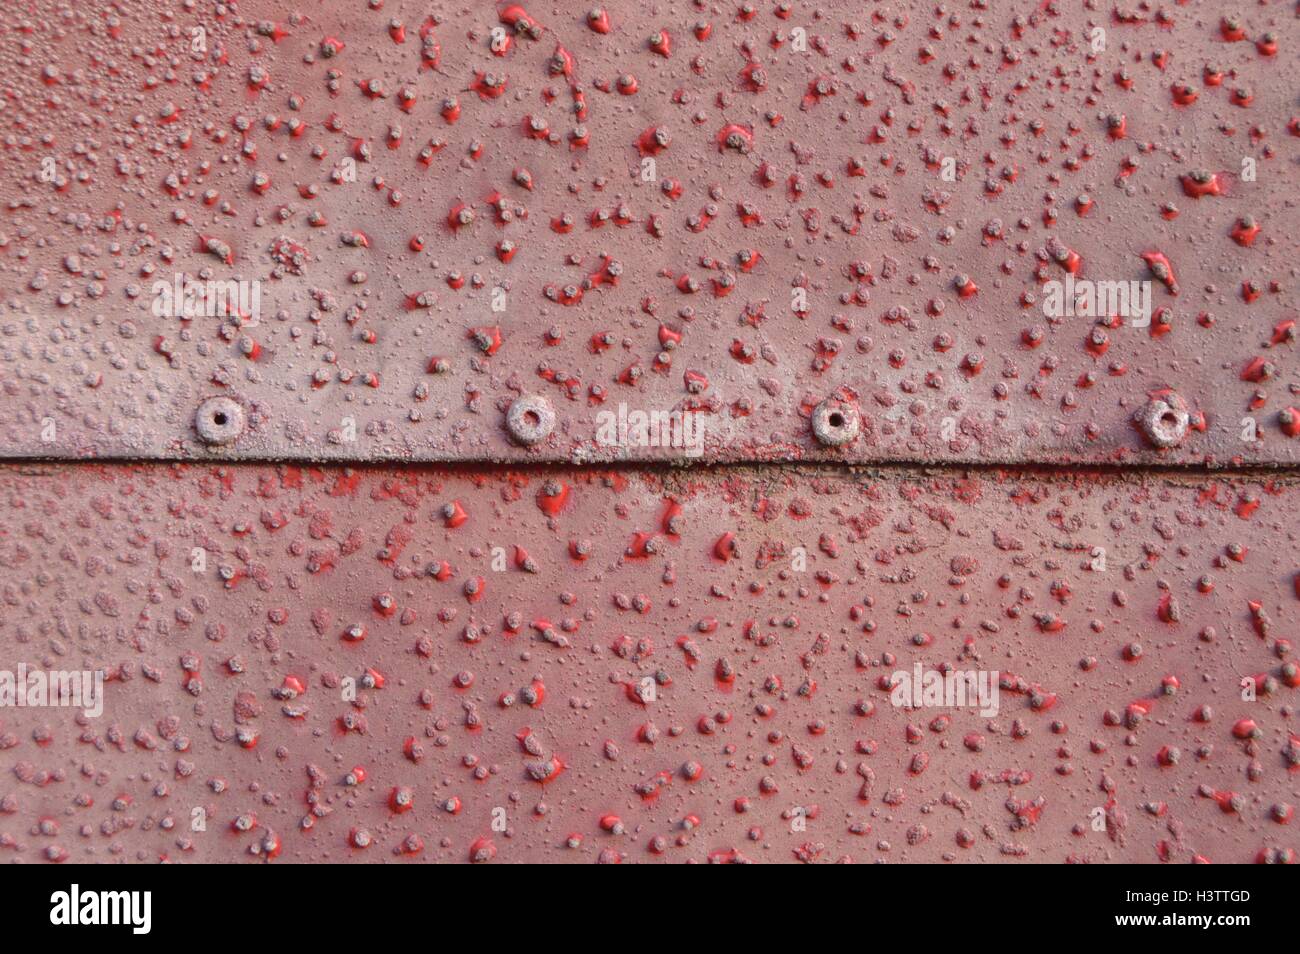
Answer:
[{"left": 0, "top": 1, "right": 1295, "bottom": 463}]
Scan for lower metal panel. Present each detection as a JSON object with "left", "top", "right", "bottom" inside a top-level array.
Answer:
[{"left": 0, "top": 464, "right": 1296, "bottom": 862}]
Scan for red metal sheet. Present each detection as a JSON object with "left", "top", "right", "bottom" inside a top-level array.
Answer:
[
  {"left": 0, "top": 1, "right": 1295, "bottom": 465},
  {"left": 0, "top": 463, "right": 1296, "bottom": 863}
]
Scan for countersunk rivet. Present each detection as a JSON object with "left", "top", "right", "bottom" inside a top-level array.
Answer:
[
  {"left": 506, "top": 395, "right": 556, "bottom": 445},
  {"left": 811, "top": 398, "right": 861, "bottom": 447},
  {"left": 1134, "top": 394, "right": 1190, "bottom": 449},
  {"left": 195, "top": 396, "right": 246, "bottom": 445}
]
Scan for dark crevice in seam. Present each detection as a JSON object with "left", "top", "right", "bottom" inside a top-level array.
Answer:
[{"left": 2, "top": 454, "right": 1299, "bottom": 483}]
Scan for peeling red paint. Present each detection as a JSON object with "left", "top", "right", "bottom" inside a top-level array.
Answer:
[
  {"left": 1, "top": 0, "right": 1297, "bottom": 872},
  {"left": 0, "top": 0, "right": 1292, "bottom": 466},
  {"left": 0, "top": 464, "right": 1297, "bottom": 863}
]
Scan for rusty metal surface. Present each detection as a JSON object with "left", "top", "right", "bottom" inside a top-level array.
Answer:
[
  {"left": 1, "top": 0, "right": 1298, "bottom": 872},
  {"left": 0, "top": 1, "right": 1296, "bottom": 465},
  {"left": 1, "top": 463, "right": 1297, "bottom": 863}
]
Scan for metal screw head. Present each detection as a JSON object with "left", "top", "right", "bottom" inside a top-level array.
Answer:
[
  {"left": 194, "top": 397, "right": 245, "bottom": 445},
  {"left": 1134, "top": 394, "right": 1190, "bottom": 448},
  {"left": 506, "top": 395, "right": 556, "bottom": 446},
  {"left": 811, "top": 399, "right": 861, "bottom": 447}
]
